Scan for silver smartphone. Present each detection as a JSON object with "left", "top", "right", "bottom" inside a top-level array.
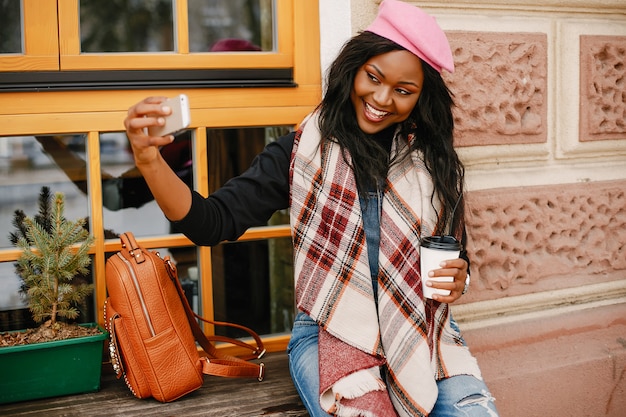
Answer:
[{"left": 147, "top": 94, "right": 191, "bottom": 137}]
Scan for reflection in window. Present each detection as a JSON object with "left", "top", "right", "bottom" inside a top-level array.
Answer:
[
  {"left": 0, "top": 135, "right": 93, "bottom": 331},
  {"left": 0, "top": 0, "right": 22, "bottom": 54},
  {"left": 0, "top": 135, "right": 90, "bottom": 249},
  {"left": 168, "top": 247, "right": 200, "bottom": 314},
  {"left": 98, "top": 125, "right": 290, "bottom": 241},
  {"left": 213, "top": 237, "right": 293, "bottom": 337},
  {"left": 0, "top": 262, "right": 34, "bottom": 332},
  {"left": 99, "top": 131, "right": 192, "bottom": 238},
  {"left": 0, "top": 253, "right": 95, "bottom": 333},
  {"left": 28, "top": 131, "right": 190, "bottom": 239},
  {"left": 79, "top": 0, "right": 174, "bottom": 53},
  {"left": 188, "top": 0, "right": 273, "bottom": 53},
  {"left": 206, "top": 126, "right": 294, "bottom": 337},
  {"left": 206, "top": 125, "right": 290, "bottom": 192}
]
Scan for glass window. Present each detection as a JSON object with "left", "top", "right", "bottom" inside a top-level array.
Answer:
[
  {"left": 0, "top": 0, "right": 22, "bottom": 54},
  {"left": 97, "top": 131, "right": 192, "bottom": 238},
  {"left": 205, "top": 125, "right": 293, "bottom": 336},
  {"left": 78, "top": 0, "right": 274, "bottom": 54},
  {"left": 0, "top": 135, "right": 90, "bottom": 250},
  {"left": 79, "top": 0, "right": 174, "bottom": 53},
  {"left": 212, "top": 236, "right": 293, "bottom": 337},
  {"left": 33, "top": 131, "right": 191, "bottom": 240},
  {"left": 0, "top": 134, "right": 96, "bottom": 331},
  {"left": 0, "top": 262, "right": 34, "bottom": 332},
  {"left": 188, "top": 0, "right": 273, "bottom": 53},
  {"left": 167, "top": 246, "right": 201, "bottom": 313},
  {"left": 0, "top": 254, "right": 96, "bottom": 332},
  {"left": 206, "top": 125, "right": 290, "bottom": 193}
]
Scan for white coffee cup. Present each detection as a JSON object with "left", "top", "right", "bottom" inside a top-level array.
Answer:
[{"left": 420, "top": 236, "right": 461, "bottom": 299}]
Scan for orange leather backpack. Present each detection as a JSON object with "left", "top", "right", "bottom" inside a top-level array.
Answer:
[{"left": 104, "top": 232, "right": 265, "bottom": 402}]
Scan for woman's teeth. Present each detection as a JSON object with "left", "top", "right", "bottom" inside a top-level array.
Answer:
[{"left": 365, "top": 102, "right": 389, "bottom": 119}]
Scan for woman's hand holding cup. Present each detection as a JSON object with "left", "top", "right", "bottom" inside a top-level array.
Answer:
[
  {"left": 420, "top": 235, "right": 467, "bottom": 303},
  {"left": 425, "top": 257, "right": 468, "bottom": 303}
]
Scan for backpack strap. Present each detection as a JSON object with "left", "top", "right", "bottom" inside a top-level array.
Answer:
[
  {"left": 120, "top": 232, "right": 146, "bottom": 264},
  {"left": 168, "top": 258, "right": 266, "bottom": 381}
]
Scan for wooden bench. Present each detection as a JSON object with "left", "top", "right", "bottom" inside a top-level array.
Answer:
[
  {"left": 0, "top": 352, "right": 309, "bottom": 417},
  {"left": 5, "top": 302, "right": 624, "bottom": 416}
]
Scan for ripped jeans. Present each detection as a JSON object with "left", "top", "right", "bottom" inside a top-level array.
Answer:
[
  {"left": 431, "top": 375, "right": 500, "bottom": 417},
  {"left": 287, "top": 312, "right": 500, "bottom": 417}
]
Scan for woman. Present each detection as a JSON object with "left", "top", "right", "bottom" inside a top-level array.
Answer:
[{"left": 124, "top": 1, "right": 499, "bottom": 415}]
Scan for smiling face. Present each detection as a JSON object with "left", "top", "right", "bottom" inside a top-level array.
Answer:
[{"left": 350, "top": 50, "right": 424, "bottom": 135}]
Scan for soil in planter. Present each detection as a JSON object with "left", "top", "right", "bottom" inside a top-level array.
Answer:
[{"left": 0, "top": 321, "right": 102, "bottom": 347}]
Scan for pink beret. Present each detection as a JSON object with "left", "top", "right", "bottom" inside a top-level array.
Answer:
[{"left": 365, "top": 0, "right": 454, "bottom": 73}]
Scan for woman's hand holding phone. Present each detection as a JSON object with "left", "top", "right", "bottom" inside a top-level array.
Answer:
[
  {"left": 123, "top": 95, "right": 190, "bottom": 167},
  {"left": 147, "top": 94, "right": 191, "bottom": 137},
  {"left": 123, "top": 95, "right": 194, "bottom": 221}
]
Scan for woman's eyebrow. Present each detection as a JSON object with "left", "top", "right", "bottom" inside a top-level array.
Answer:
[{"left": 369, "top": 64, "right": 385, "bottom": 79}]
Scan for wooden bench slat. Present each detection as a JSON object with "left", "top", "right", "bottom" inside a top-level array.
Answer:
[{"left": 0, "top": 353, "right": 309, "bottom": 417}]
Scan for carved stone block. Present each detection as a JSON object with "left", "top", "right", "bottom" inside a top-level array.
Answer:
[
  {"left": 463, "top": 180, "right": 626, "bottom": 301},
  {"left": 445, "top": 32, "right": 548, "bottom": 147},
  {"left": 579, "top": 35, "right": 626, "bottom": 142}
]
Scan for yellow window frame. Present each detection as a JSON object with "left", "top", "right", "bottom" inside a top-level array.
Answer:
[
  {"left": 58, "top": 0, "right": 294, "bottom": 70},
  {"left": 0, "top": 0, "right": 60, "bottom": 71},
  {"left": 0, "top": 0, "right": 320, "bottom": 354}
]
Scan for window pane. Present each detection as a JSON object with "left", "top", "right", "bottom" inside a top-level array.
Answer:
[
  {"left": 0, "top": 0, "right": 22, "bottom": 54},
  {"left": 206, "top": 125, "right": 290, "bottom": 193},
  {"left": 212, "top": 236, "right": 294, "bottom": 337},
  {"left": 98, "top": 131, "right": 193, "bottom": 238},
  {"left": 0, "top": 135, "right": 90, "bottom": 249},
  {"left": 170, "top": 247, "right": 201, "bottom": 314},
  {"left": 0, "top": 256, "right": 95, "bottom": 332},
  {"left": 79, "top": 0, "right": 174, "bottom": 52},
  {"left": 0, "top": 135, "right": 94, "bottom": 331},
  {"left": 206, "top": 125, "right": 293, "bottom": 337},
  {"left": 188, "top": 0, "right": 274, "bottom": 53},
  {"left": 0, "top": 262, "right": 34, "bottom": 332}
]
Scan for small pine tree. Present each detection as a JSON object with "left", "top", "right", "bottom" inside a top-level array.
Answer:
[{"left": 9, "top": 187, "right": 95, "bottom": 325}]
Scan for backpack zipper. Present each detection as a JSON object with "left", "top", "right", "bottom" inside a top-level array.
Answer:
[{"left": 116, "top": 252, "right": 156, "bottom": 337}]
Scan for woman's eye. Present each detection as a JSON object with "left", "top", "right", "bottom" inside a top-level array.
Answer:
[
  {"left": 396, "top": 88, "right": 411, "bottom": 96},
  {"left": 367, "top": 72, "right": 380, "bottom": 83}
]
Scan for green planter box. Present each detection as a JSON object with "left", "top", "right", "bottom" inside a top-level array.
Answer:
[{"left": 0, "top": 324, "right": 108, "bottom": 404}]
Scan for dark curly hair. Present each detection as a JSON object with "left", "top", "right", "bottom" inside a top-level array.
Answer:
[{"left": 317, "top": 31, "right": 465, "bottom": 236}]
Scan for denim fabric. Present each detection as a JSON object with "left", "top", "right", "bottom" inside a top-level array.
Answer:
[
  {"left": 359, "top": 192, "right": 381, "bottom": 299},
  {"left": 287, "top": 312, "right": 330, "bottom": 416},
  {"left": 431, "top": 375, "right": 500, "bottom": 417}
]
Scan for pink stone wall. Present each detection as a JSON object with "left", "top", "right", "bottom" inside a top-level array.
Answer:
[
  {"left": 579, "top": 35, "right": 626, "bottom": 142},
  {"left": 444, "top": 32, "right": 548, "bottom": 147},
  {"left": 462, "top": 179, "right": 626, "bottom": 302}
]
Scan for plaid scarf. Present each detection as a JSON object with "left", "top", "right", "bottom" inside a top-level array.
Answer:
[{"left": 289, "top": 112, "right": 483, "bottom": 416}]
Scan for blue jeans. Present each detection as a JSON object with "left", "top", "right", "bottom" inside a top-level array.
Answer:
[
  {"left": 430, "top": 375, "right": 500, "bottom": 417},
  {"left": 287, "top": 312, "right": 499, "bottom": 417},
  {"left": 287, "top": 312, "right": 328, "bottom": 417}
]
